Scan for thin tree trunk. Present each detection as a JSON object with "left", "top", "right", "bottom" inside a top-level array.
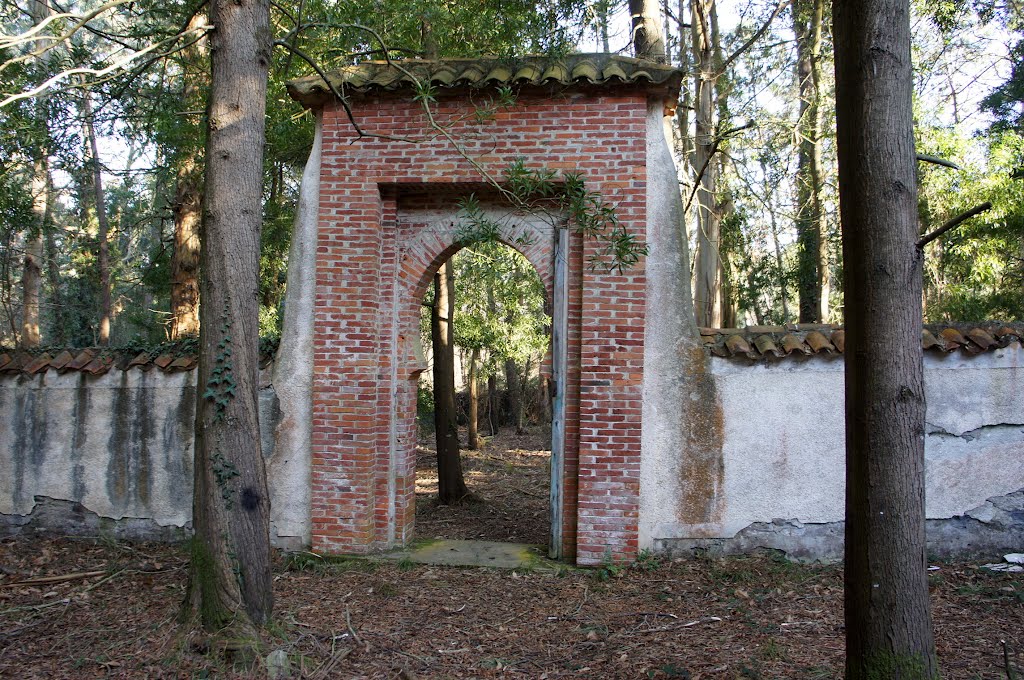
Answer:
[
  {"left": 505, "top": 357, "right": 525, "bottom": 434},
  {"left": 486, "top": 372, "right": 498, "bottom": 436},
  {"left": 432, "top": 261, "right": 468, "bottom": 503},
  {"left": 467, "top": 347, "right": 480, "bottom": 450},
  {"left": 82, "top": 89, "right": 112, "bottom": 345},
  {"left": 170, "top": 14, "right": 206, "bottom": 340},
  {"left": 42, "top": 172, "right": 64, "bottom": 345},
  {"left": 794, "top": 0, "right": 827, "bottom": 323},
  {"left": 691, "top": 0, "right": 722, "bottom": 327},
  {"left": 20, "top": 0, "right": 49, "bottom": 349},
  {"left": 184, "top": 0, "right": 273, "bottom": 635},
  {"left": 834, "top": 0, "right": 938, "bottom": 675}
]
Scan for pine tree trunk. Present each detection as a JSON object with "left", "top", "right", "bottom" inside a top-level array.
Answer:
[
  {"left": 82, "top": 89, "right": 112, "bottom": 345},
  {"left": 171, "top": 158, "right": 202, "bottom": 339},
  {"left": 432, "top": 261, "right": 468, "bottom": 503},
  {"left": 467, "top": 347, "right": 480, "bottom": 450},
  {"left": 834, "top": 0, "right": 938, "bottom": 675},
  {"left": 42, "top": 172, "right": 64, "bottom": 346},
  {"left": 183, "top": 0, "right": 273, "bottom": 635},
  {"left": 170, "top": 14, "right": 207, "bottom": 340},
  {"left": 20, "top": 0, "right": 49, "bottom": 349},
  {"left": 487, "top": 373, "right": 498, "bottom": 435},
  {"left": 794, "top": 0, "right": 827, "bottom": 323}
]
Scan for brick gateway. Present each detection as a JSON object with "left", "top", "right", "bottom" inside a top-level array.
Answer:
[{"left": 287, "top": 55, "right": 684, "bottom": 563}]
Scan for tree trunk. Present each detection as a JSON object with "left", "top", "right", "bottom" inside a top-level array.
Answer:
[
  {"left": 505, "top": 357, "right": 525, "bottom": 434},
  {"left": 432, "top": 260, "right": 468, "bottom": 503},
  {"left": 20, "top": 0, "right": 49, "bottom": 349},
  {"left": 183, "top": 0, "right": 273, "bottom": 635},
  {"left": 691, "top": 0, "right": 723, "bottom": 328},
  {"left": 467, "top": 347, "right": 480, "bottom": 450},
  {"left": 833, "top": 0, "right": 938, "bottom": 675},
  {"left": 629, "top": 0, "right": 667, "bottom": 62},
  {"left": 794, "top": 0, "right": 827, "bottom": 323},
  {"left": 82, "top": 89, "right": 112, "bottom": 345},
  {"left": 171, "top": 158, "right": 202, "bottom": 339},
  {"left": 42, "top": 172, "right": 64, "bottom": 346},
  {"left": 170, "top": 14, "right": 207, "bottom": 340},
  {"left": 487, "top": 373, "right": 498, "bottom": 435}
]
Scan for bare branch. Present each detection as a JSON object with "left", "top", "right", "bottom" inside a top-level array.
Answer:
[
  {"left": 916, "top": 153, "right": 960, "bottom": 170},
  {"left": 1, "top": 23, "right": 209, "bottom": 109},
  {"left": 720, "top": 0, "right": 788, "bottom": 73},
  {"left": 916, "top": 201, "right": 993, "bottom": 249},
  {"left": 684, "top": 121, "right": 757, "bottom": 212},
  {"left": 0, "top": 0, "right": 137, "bottom": 74}
]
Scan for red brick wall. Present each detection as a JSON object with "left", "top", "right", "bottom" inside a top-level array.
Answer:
[{"left": 311, "top": 88, "right": 651, "bottom": 564}]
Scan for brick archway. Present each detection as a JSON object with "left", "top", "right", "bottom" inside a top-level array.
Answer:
[{"left": 296, "top": 55, "right": 682, "bottom": 563}]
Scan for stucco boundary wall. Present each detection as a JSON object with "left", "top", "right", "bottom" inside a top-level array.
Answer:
[
  {"left": 647, "top": 343, "right": 1024, "bottom": 561},
  {"left": 0, "top": 368, "right": 291, "bottom": 547},
  {"left": 1, "top": 345, "right": 1020, "bottom": 560}
]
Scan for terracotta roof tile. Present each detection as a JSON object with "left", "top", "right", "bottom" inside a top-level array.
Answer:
[
  {"left": 780, "top": 333, "right": 810, "bottom": 355},
  {"left": 1, "top": 352, "right": 27, "bottom": 373},
  {"left": 49, "top": 350, "right": 75, "bottom": 370},
  {"left": 701, "top": 323, "right": 1021, "bottom": 362},
  {"left": 83, "top": 355, "right": 115, "bottom": 375},
  {"left": 805, "top": 330, "right": 835, "bottom": 354},
  {"left": 287, "top": 53, "right": 684, "bottom": 108},
  {"left": 128, "top": 352, "right": 151, "bottom": 369},
  {"left": 153, "top": 353, "right": 175, "bottom": 369},
  {"left": 169, "top": 356, "right": 196, "bottom": 371},
  {"left": 831, "top": 330, "right": 845, "bottom": 353},
  {"left": 23, "top": 352, "right": 53, "bottom": 375},
  {"left": 0, "top": 353, "right": 11, "bottom": 371},
  {"left": 67, "top": 349, "right": 95, "bottom": 371}
]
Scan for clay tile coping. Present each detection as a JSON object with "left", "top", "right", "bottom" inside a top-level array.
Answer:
[
  {"left": 701, "top": 323, "right": 1022, "bottom": 362},
  {"left": 23, "top": 352, "right": 53, "bottom": 375},
  {"left": 287, "top": 53, "right": 684, "bottom": 108}
]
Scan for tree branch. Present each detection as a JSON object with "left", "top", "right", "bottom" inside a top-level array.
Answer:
[
  {"left": 916, "top": 201, "right": 992, "bottom": 249},
  {"left": 684, "top": 121, "right": 756, "bottom": 212},
  {"left": 916, "top": 153, "right": 960, "bottom": 170},
  {"left": 720, "top": 0, "right": 787, "bottom": 73}
]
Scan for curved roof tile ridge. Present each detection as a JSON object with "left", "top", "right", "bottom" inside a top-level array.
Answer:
[
  {"left": 287, "top": 53, "right": 684, "bottom": 107},
  {"left": 700, "top": 322, "right": 1023, "bottom": 361}
]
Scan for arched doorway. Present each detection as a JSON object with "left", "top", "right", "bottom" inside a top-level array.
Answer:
[{"left": 414, "top": 239, "right": 554, "bottom": 547}]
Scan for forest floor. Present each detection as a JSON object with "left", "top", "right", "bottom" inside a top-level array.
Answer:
[{"left": 1, "top": 430, "right": 1022, "bottom": 679}]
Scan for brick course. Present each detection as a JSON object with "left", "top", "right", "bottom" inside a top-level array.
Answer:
[{"left": 311, "top": 88, "right": 652, "bottom": 564}]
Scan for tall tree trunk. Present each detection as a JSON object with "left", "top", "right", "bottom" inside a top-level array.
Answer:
[
  {"left": 171, "top": 158, "right": 203, "bottom": 339},
  {"left": 629, "top": 0, "right": 667, "bottom": 62},
  {"left": 183, "top": 0, "right": 273, "bottom": 635},
  {"left": 42, "top": 172, "right": 64, "bottom": 345},
  {"left": 82, "top": 89, "right": 112, "bottom": 345},
  {"left": 467, "top": 347, "right": 480, "bottom": 450},
  {"left": 834, "top": 0, "right": 938, "bottom": 676},
  {"left": 505, "top": 358, "right": 525, "bottom": 434},
  {"left": 794, "top": 0, "right": 827, "bottom": 323},
  {"left": 487, "top": 373, "right": 498, "bottom": 436},
  {"left": 691, "top": 0, "right": 723, "bottom": 327},
  {"left": 432, "top": 260, "right": 468, "bottom": 503},
  {"left": 20, "top": 0, "right": 50, "bottom": 349},
  {"left": 170, "top": 14, "right": 206, "bottom": 340}
]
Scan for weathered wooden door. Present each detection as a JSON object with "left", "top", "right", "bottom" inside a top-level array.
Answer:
[{"left": 549, "top": 227, "right": 568, "bottom": 559}]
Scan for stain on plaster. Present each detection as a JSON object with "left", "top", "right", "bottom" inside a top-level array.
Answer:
[{"left": 679, "top": 343, "right": 725, "bottom": 531}]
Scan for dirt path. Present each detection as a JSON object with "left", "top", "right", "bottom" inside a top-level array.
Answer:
[
  {"left": 415, "top": 430, "right": 551, "bottom": 546},
  {"left": 1, "top": 536, "right": 1022, "bottom": 678}
]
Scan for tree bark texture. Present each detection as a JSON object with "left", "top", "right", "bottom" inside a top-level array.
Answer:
[
  {"left": 184, "top": 0, "right": 273, "bottom": 632},
  {"left": 20, "top": 0, "right": 49, "bottom": 349},
  {"left": 833, "top": 0, "right": 938, "bottom": 675},
  {"left": 691, "top": 0, "right": 723, "bottom": 327},
  {"left": 432, "top": 261, "right": 468, "bottom": 503},
  {"left": 467, "top": 347, "right": 480, "bottom": 450},
  {"left": 794, "top": 0, "right": 828, "bottom": 323},
  {"left": 82, "top": 89, "right": 112, "bottom": 345},
  {"left": 629, "top": 0, "right": 667, "bottom": 62},
  {"left": 170, "top": 14, "right": 207, "bottom": 340},
  {"left": 505, "top": 358, "right": 525, "bottom": 434},
  {"left": 42, "top": 172, "right": 64, "bottom": 346}
]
